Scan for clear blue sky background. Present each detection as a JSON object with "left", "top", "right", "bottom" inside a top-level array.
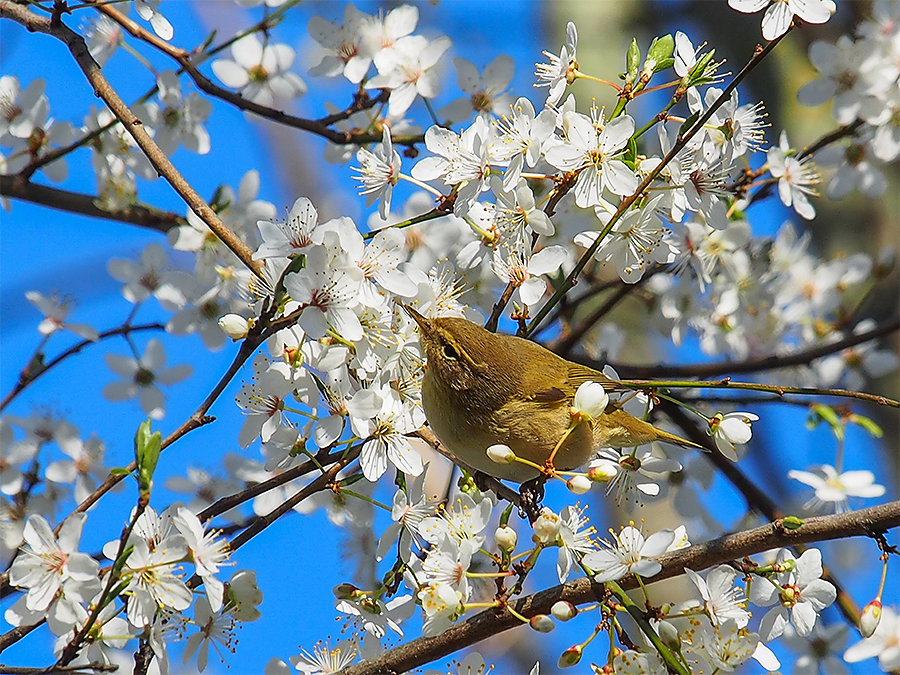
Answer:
[{"left": 1, "top": 2, "right": 895, "bottom": 673}]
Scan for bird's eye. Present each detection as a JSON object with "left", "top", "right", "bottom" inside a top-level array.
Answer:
[{"left": 442, "top": 343, "right": 458, "bottom": 360}]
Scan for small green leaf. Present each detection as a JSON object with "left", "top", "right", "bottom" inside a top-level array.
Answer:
[
  {"left": 782, "top": 516, "right": 804, "bottom": 530},
  {"left": 626, "top": 38, "right": 641, "bottom": 82},
  {"left": 134, "top": 419, "right": 162, "bottom": 495},
  {"left": 647, "top": 34, "right": 674, "bottom": 68},
  {"left": 849, "top": 413, "right": 883, "bottom": 438},
  {"left": 109, "top": 467, "right": 132, "bottom": 477}
]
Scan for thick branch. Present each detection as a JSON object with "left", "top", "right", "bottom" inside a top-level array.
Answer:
[
  {"left": 0, "top": 174, "right": 183, "bottom": 232},
  {"left": 339, "top": 501, "right": 900, "bottom": 675}
]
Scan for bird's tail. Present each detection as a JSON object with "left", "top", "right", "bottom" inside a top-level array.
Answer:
[{"left": 652, "top": 426, "right": 705, "bottom": 450}]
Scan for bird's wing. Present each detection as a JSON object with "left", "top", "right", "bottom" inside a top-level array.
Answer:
[{"left": 565, "top": 362, "right": 629, "bottom": 394}]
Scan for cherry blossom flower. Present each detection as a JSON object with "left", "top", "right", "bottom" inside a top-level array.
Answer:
[
  {"left": 0, "top": 76, "right": 47, "bottom": 140},
  {"left": 781, "top": 622, "right": 849, "bottom": 675},
  {"left": 411, "top": 117, "right": 492, "bottom": 215},
  {"left": 788, "top": 464, "right": 885, "bottom": 513},
  {"left": 375, "top": 471, "right": 432, "bottom": 562},
  {"left": 709, "top": 411, "right": 759, "bottom": 461},
  {"left": 728, "top": 0, "right": 835, "bottom": 41},
  {"left": 844, "top": 605, "right": 900, "bottom": 671},
  {"left": 588, "top": 445, "right": 681, "bottom": 504},
  {"left": 134, "top": 0, "right": 173, "bottom": 40},
  {"left": 307, "top": 4, "right": 374, "bottom": 83},
  {"left": 583, "top": 525, "right": 674, "bottom": 582},
  {"left": 335, "top": 592, "right": 414, "bottom": 639},
  {"left": 367, "top": 35, "right": 451, "bottom": 117},
  {"left": 235, "top": 354, "right": 297, "bottom": 448},
  {"left": 44, "top": 433, "right": 107, "bottom": 504},
  {"left": 576, "top": 194, "right": 674, "bottom": 284},
  {"left": 84, "top": 15, "right": 122, "bottom": 67},
  {"left": 107, "top": 243, "right": 192, "bottom": 309},
  {"left": 534, "top": 21, "right": 577, "bottom": 105},
  {"left": 438, "top": 54, "right": 515, "bottom": 122},
  {"left": 556, "top": 503, "right": 596, "bottom": 583},
  {"left": 750, "top": 548, "right": 837, "bottom": 641},
  {"left": 685, "top": 565, "right": 751, "bottom": 627},
  {"left": 353, "top": 126, "right": 401, "bottom": 218},
  {"left": 102, "top": 339, "right": 192, "bottom": 420},
  {"left": 291, "top": 639, "right": 358, "bottom": 674},
  {"left": 173, "top": 507, "right": 230, "bottom": 611},
  {"left": 545, "top": 109, "right": 639, "bottom": 207},
  {"left": 8, "top": 513, "right": 100, "bottom": 613},
  {"left": 211, "top": 35, "right": 306, "bottom": 108},
  {"left": 491, "top": 242, "right": 567, "bottom": 308},
  {"left": 135, "top": 71, "right": 211, "bottom": 156},
  {"left": 183, "top": 595, "right": 237, "bottom": 672},
  {"left": 767, "top": 130, "right": 820, "bottom": 220},
  {"left": 491, "top": 98, "right": 556, "bottom": 190}
]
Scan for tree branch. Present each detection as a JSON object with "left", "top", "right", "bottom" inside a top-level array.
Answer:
[
  {"left": 339, "top": 501, "right": 900, "bottom": 675},
  {"left": 0, "top": 0, "right": 262, "bottom": 278},
  {"left": 0, "top": 174, "right": 183, "bottom": 231}
]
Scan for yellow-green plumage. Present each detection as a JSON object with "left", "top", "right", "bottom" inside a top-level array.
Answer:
[{"left": 409, "top": 310, "right": 700, "bottom": 483}]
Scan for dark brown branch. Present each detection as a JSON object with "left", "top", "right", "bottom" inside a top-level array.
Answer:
[
  {"left": 0, "top": 175, "right": 183, "bottom": 231},
  {"left": 339, "top": 500, "right": 900, "bottom": 675},
  {"left": 604, "top": 316, "right": 900, "bottom": 379}
]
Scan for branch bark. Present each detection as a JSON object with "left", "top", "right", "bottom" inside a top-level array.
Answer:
[{"left": 339, "top": 500, "right": 900, "bottom": 675}]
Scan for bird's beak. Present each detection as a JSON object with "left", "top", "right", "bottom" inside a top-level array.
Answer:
[{"left": 401, "top": 304, "right": 434, "bottom": 340}]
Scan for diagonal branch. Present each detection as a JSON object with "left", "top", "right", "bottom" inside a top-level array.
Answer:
[{"left": 0, "top": 1, "right": 262, "bottom": 278}]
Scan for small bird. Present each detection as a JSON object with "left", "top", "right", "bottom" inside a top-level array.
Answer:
[{"left": 406, "top": 306, "right": 701, "bottom": 484}]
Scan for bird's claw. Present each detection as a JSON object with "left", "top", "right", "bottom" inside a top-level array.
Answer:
[{"left": 518, "top": 476, "right": 547, "bottom": 523}]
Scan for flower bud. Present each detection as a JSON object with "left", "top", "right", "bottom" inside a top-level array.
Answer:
[
  {"left": 657, "top": 620, "right": 681, "bottom": 651},
  {"left": 333, "top": 582, "right": 358, "bottom": 600},
  {"left": 550, "top": 600, "right": 577, "bottom": 621},
  {"left": 572, "top": 381, "right": 609, "bottom": 419},
  {"left": 558, "top": 644, "right": 583, "bottom": 668},
  {"left": 532, "top": 508, "right": 561, "bottom": 544},
  {"left": 529, "top": 614, "right": 555, "bottom": 633},
  {"left": 486, "top": 443, "right": 516, "bottom": 464},
  {"left": 860, "top": 598, "right": 882, "bottom": 638},
  {"left": 495, "top": 525, "right": 518, "bottom": 552},
  {"left": 588, "top": 464, "right": 618, "bottom": 483},
  {"left": 566, "top": 475, "right": 592, "bottom": 494},
  {"left": 219, "top": 313, "right": 250, "bottom": 340}
]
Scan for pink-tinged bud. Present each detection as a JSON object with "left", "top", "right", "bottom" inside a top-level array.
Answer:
[
  {"left": 550, "top": 600, "right": 577, "bottom": 621},
  {"left": 566, "top": 475, "right": 592, "bottom": 494},
  {"left": 495, "top": 525, "right": 518, "bottom": 551},
  {"left": 218, "top": 313, "right": 250, "bottom": 340},
  {"left": 860, "top": 599, "right": 882, "bottom": 637},
  {"left": 529, "top": 614, "right": 555, "bottom": 633},
  {"left": 558, "top": 644, "right": 583, "bottom": 668},
  {"left": 333, "top": 583, "right": 358, "bottom": 600},
  {"left": 486, "top": 443, "right": 516, "bottom": 464}
]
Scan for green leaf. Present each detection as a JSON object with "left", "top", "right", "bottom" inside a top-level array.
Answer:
[
  {"left": 849, "top": 413, "right": 883, "bottom": 438},
  {"left": 807, "top": 404, "right": 844, "bottom": 440},
  {"left": 134, "top": 419, "right": 162, "bottom": 495},
  {"left": 647, "top": 34, "right": 674, "bottom": 69},
  {"left": 782, "top": 516, "right": 805, "bottom": 530},
  {"left": 109, "top": 467, "right": 132, "bottom": 477},
  {"left": 626, "top": 38, "right": 641, "bottom": 83}
]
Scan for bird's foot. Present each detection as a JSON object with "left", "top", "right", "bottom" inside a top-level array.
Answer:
[{"left": 518, "top": 476, "right": 547, "bottom": 523}]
